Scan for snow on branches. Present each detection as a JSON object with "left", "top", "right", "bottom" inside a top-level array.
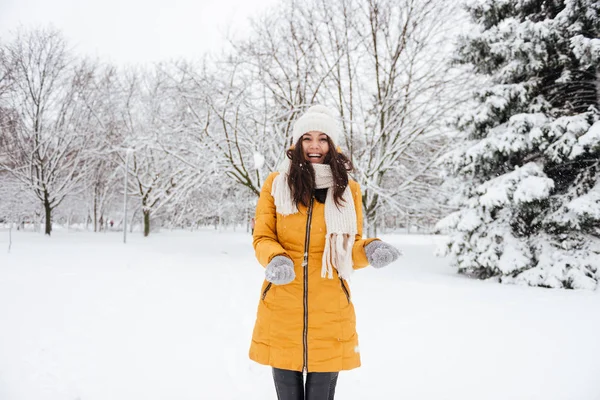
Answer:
[{"left": 438, "top": 0, "right": 600, "bottom": 289}]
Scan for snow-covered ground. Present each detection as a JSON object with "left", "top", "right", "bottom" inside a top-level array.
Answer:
[{"left": 0, "top": 229, "right": 599, "bottom": 400}]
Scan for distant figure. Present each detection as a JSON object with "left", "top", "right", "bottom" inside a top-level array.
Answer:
[
  {"left": 109, "top": 220, "right": 114, "bottom": 228},
  {"left": 249, "top": 105, "right": 402, "bottom": 399},
  {"left": 250, "top": 217, "right": 255, "bottom": 235}
]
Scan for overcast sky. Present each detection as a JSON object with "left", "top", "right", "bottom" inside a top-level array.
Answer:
[{"left": 0, "top": 0, "right": 279, "bottom": 65}]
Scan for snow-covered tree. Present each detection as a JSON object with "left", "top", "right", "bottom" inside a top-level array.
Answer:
[
  {"left": 169, "top": 59, "right": 279, "bottom": 198},
  {"left": 204, "top": 0, "right": 467, "bottom": 235},
  {"left": 0, "top": 7, "right": 469, "bottom": 236},
  {"left": 0, "top": 174, "right": 38, "bottom": 227},
  {"left": 0, "top": 45, "right": 12, "bottom": 99},
  {"left": 0, "top": 28, "right": 96, "bottom": 235},
  {"left": 120, "top": 66, "right": 204, "bottom": 237},
  {"left": 327, "top": 0, "right": 464, "bottom": 236},
  {"left": 438, "top": 0, "right": 600, "bottom": 289}
]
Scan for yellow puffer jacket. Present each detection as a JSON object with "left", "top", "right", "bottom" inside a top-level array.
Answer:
[{"left": 249, "top": 172, "right": 377, "bottom": 373}]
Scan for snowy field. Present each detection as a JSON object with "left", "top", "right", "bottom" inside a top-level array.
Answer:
[{"left": 0, "top": 229, "right": 599, "bottom": 400}]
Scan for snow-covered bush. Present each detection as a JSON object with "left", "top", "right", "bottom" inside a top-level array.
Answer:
[{"left": 437, "top": 0, "right": 600, "bottom": 289}]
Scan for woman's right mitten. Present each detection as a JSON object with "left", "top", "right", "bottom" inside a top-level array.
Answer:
[
  {"left": 365, "top": 240, "right": 402, "bottom": 268},
  {"left": 265, "top": 255, "right": 295, "bottom": 285}
]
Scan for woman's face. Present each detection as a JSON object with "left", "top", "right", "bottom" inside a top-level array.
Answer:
[{"left": 301, "top": 131, "right": 330, "bottom": 164}]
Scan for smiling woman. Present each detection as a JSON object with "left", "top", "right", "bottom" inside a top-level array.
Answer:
[
  {"left": 0, "top": 0, "right": 279, "bottom": 64},
  {"left": 250, "top": 104, "right": 402, "bottom": 399}
]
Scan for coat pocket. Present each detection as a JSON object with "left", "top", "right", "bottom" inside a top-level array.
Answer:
[
  {"left": 262, "top": 282, "right": 273, "bottom": 301},
  {"left": 340, "top": 278, "right": 350, "bottom": 304}
]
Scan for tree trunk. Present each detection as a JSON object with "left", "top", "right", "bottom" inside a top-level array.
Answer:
[
  {"left": 44, "top": 198, "right": 52, "bottom": 236},
  {"left": 130, "top": 208, "right": 138, "bottom": 233},
  {"left": 93, "top": 196, "right": 98, "bottom": 232},
  {"left": 365, "top": 208, "right": 378, "bottom": 237},
  {"left": 143, "top": 209, "right": 150, "bottom": 237}
]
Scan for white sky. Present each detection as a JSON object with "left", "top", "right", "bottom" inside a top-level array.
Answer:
[{"left": 0, "top": 0, "right": 279, "bottom": 65}]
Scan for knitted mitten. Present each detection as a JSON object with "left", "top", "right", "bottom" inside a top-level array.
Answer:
[
  {"left": 365, "top": 241, "right": 402, "bottom": 268},
  {"left": 265, "top": 256, "right": 295, "bottom": 285}
]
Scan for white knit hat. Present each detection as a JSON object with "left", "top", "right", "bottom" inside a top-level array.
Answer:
[{"left": 292, "top": 105, "right": 340, "bottom": 145}]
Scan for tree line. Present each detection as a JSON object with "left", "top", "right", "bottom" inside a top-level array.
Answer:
[
  {"left": 0, "top": 0, "right": 465, "bottom": 236},
  {"left": 2, "top": 0, "right": 598, "bottom": 289}
]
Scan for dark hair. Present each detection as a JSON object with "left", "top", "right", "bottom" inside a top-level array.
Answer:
[{"left": 285, "top": 136, "right": 354, "bottom": 208}]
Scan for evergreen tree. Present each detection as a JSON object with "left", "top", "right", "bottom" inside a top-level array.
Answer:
[{"left": 438, "top": 0, "right": 600, "bottom": 289}]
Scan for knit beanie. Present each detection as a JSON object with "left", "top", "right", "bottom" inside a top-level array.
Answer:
[{"left": 292, "top": 105, "right": 340, "bottom": 146}]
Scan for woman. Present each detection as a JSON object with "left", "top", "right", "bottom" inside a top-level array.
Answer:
[{"left": 250, "top": 105, "right": 401, "bottom": 400}]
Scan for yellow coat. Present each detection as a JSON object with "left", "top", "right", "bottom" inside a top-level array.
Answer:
[{"left": 249, "top": 172, "right": 377, "bottom": 372}]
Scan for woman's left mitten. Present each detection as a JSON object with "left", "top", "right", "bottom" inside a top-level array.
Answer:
[
  {"left": 365, "top": 241, "right": 402, "bottom": 268},
  {"left": 265, "top": 256, "right": 295, "bottom": 285}
]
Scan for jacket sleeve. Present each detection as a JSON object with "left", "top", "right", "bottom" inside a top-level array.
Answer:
[
  {"left": 253, "top": 172, "right": 290, "bottom": 267},
  {"left": 350, "top": 180, "right": 379, "bottom": 269}
]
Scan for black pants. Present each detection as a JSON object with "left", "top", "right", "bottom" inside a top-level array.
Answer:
[{"left": 272, "top": 367, "right": 339, "bottom": 400}]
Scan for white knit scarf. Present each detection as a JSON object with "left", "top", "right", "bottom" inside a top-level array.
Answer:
[{"left": 271, "top": 163, "right": 357, "bottom": 280}]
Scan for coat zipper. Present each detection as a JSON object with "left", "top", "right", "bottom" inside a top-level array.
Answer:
[
  {"left": 302, "top": 197, "right": 314, "bottom": 373},
  {"left": 340, "top": 278, "right": 350, "bottom": 304},
  {"left": 261, "top": 282, "right": 272, "bottom": 300}
]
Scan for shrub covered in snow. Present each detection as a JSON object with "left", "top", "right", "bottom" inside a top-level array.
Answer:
[{"left": 437, "top": 0, "right": 600, "bottom": 289}]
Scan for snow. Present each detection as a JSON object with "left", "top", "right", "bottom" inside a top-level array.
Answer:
[
  {"left": 477, "top": 162, "right": 553, "bottom": 207},
  {"left": 506, "top": 235, "right": 600, "bottom": 291},
  {"left": 497, "top": 233, "right": 531, "bottom": 274},
  {"left": 546, "top": 113, "right": 594, "bottom": 160},
  {"left": 479, "top": 183, "right": 511, "bottom": 207},
  {"left": 579, "top": 120, "right": 600, "bottom": 150},
  {"left": 566, "top": 179, "right": 600, "bottom": 220},
  {"left": 451, "top": 111, "right": 548, "bottom": 176},
  {"left": 434, "top": 210, "right": 462, "bottom": 232},
  {"left": 570, "top": 35, "right": 600, "bottom": 69},
  {"left": 455, "top": 209, "right": 483, "bottom": 232},
  {"left": 513, "top": 175, "right": 554, "bottom": 203},
  {"left": 1, "top": 230, "right": 599, "bottom": 399},
  {"left": 253, "top": 152, "right": 265, "bottom": 170}
]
